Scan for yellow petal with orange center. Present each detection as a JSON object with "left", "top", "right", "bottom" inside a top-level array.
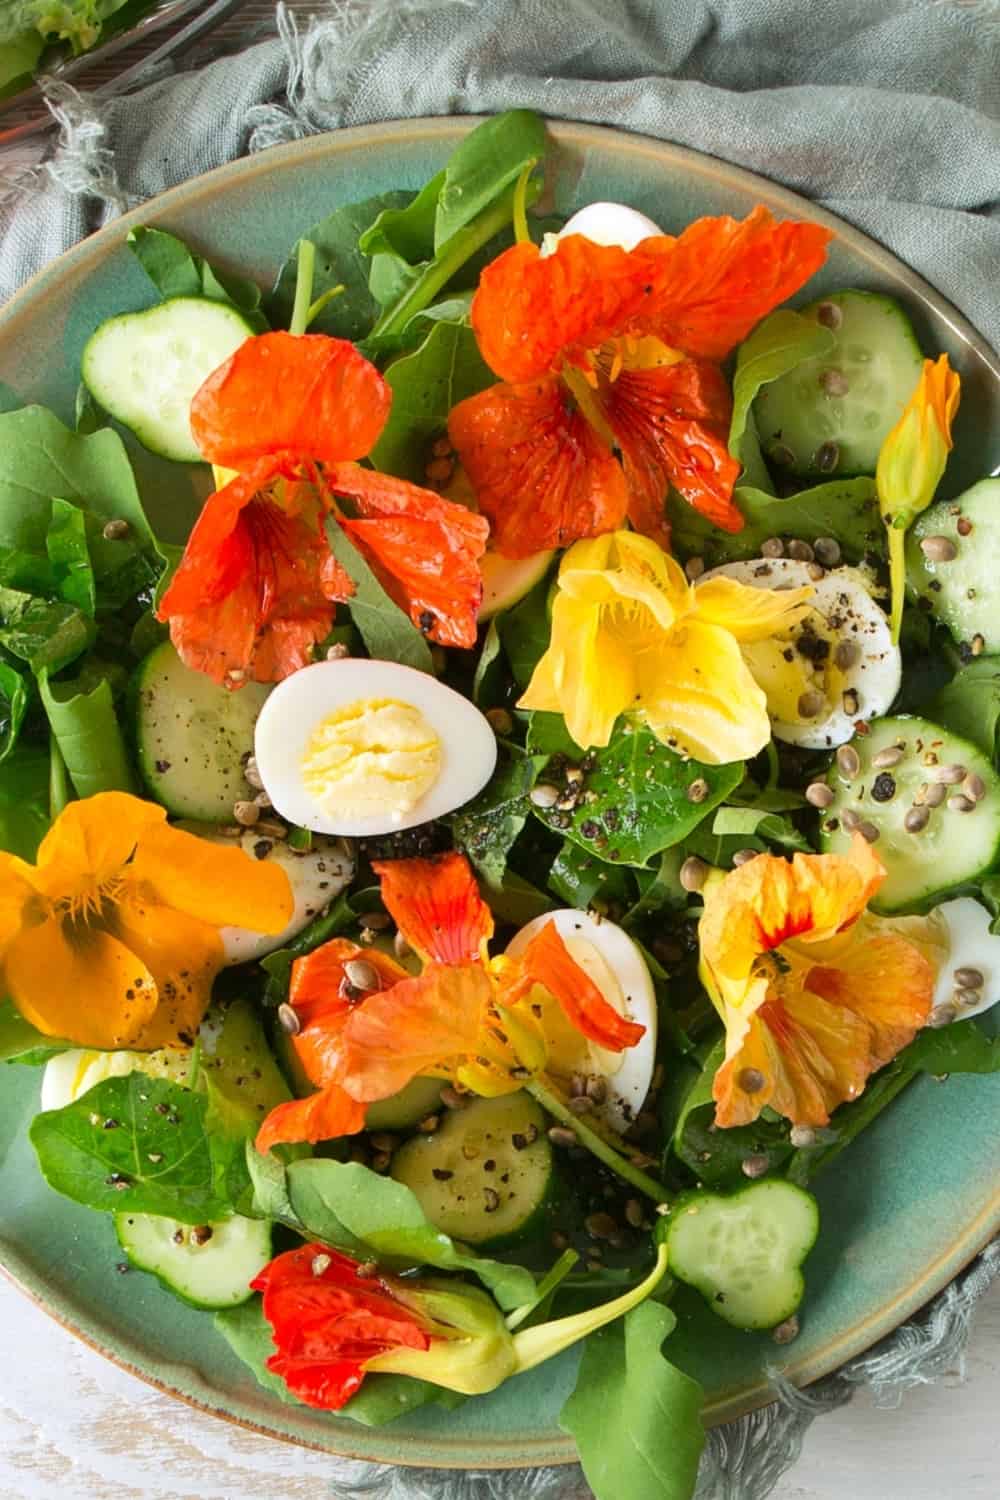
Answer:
[
  {"left": 692, "top": 576, "right": 813, "bottom": 642},
  {"left": 6, "top": 915, "right": 159, "bottom": 1049},
  {"left": 638, "top": 617, "right": 771, "bottom": 763},
  {"left": 129, "top": 822, "right": 294, "bottom": 934}
]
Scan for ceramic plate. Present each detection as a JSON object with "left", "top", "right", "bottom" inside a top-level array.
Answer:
[{"left": 0, "top": 118, "right": 998, "bottom": 1470}]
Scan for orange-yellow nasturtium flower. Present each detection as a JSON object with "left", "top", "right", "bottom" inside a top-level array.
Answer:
[
  {"left": 698, "top": 834, "right": 938, "bottom": 1129},
  {"left": 0, "top": 793, "right": 294, "bottom": 1049},
  {"left": 876, "top": 353, "right": 961, "bottom": 644},
  {"left": 518, "top": 530, "right": 813, "bottom": 761}
]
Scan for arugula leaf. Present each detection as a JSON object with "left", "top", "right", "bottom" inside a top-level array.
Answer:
[
  {"left": 215, "top": 1296, "right": 463, "bottom": 1423},
  {"left": 39, "top": 668, "right": 137, "bottom": 797},
  {"left": 29, "top": 1075, "right": 245, "bottom": 1222},
  {"left": 495, "top": 570, "right": 553, "bottom": 690},
  {"left": 928, "top": 658, "right": 1000, "bottom": 763},
  {"left": 269, "top": 192, "right": 413, "bottom": 340},
  {"left": 669, "top": 476, "right": 881, "bottom": 567},
  {"left": 368, "top": 320, "right": 494, "bottom": 482},
  {"left": 729, "top": 311, "right": 836, "bottom": 471},
  {"left": 560, "top": 1300, "right": 705, "bottom": 1500},
  {"left": 360, "top": 171, "right": 445, "bottom": 311},
  {"left": 0, "top": 594, "right": 95, "bottom": 675},
  {"left": 0, "top": 742, "right": 49, "bottom": 857},
  {"left": 450, "top": 743, "right": 546, "bottom": 889},
  {"left": 284, "top": 1158, "right": 536, "bottom": 1310},
  {"left": 46, "top": 498, "right": 96, "bottom": 614},
  {"left": 434, "top": 109, "right": 546, "bottom": 249},
  {"left": 324, "top": 519, "right": 434, "bottom": 674},
  {"left": 128, "top": 227, "right": 267, "bottom": 330},
  {"left": 0, "top": 660, "right": 28, "bottom": 764},
  {"left": 527, "top": 714, "right": 744, "bottom": 868}
]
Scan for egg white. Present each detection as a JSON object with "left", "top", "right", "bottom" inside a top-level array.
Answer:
[
  {"left": 558, "top": 201, "right": 665, "bottom": 250},
  {"left": 700, "top": 558, "right": 901, "bottom": 748},
  {"left": 930, "top": 897, "right": 1000, "bottom": 1022},
  {"left": 40, "top": 1046, "right": 192, "bottom": 1112},
  {"left": 253, "top": 658, "right": 498, "bottom": 837},
  {"left": 505, "top": 908, "right": 658, "bottom": 1133},
  {"left": 215, "top": 833, "right": 353, "bottom": 964}
]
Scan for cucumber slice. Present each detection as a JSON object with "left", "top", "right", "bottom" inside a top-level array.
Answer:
[
  {"left": 391, "top": 1092, "right": 553, "bottom": 1249},
  {"left": 366, "top": 1075, "right": 445, "bottom": 1131},
  {"left": 666, "top": 1180, "right": 819, "bottom": 1330},
  {"left": 753, "top": 291, "right": 923, "bottom": 478},
  {"left": 132, "top": 641, "right": 270, "bottom": 821},
  {"left": 819, "top": 715, "right": 1000, "bottom": 913},
  {"left": 115, "top": 1212, "right": 271, "bottom": 1308},
  {"left": 479, "top": 549, "right": 554, "bottom": 620},
  {"left": 82, "top": 297, "right": 254, "bottom": 462},
  {"left": 907, "top": 479, "right": 1000, "bottom": 653}
]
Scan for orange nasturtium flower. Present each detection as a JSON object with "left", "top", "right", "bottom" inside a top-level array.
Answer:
[
  {"left": 698, "top": 834, "right": 936, "bottom": 1129},
  {"left": 876, "top": 353, "right": 961, "bottom": 644},
  {"left": 519, "top": 530, "right": 812, "bottom": 759},
  {"left": 158, "top": 332, "right": 489, "bottom": 686},
  {"left": 256, "top": 851, "right": 644, "bottom": 1152},
  {"left": 448, "top": 207, "right": 832, "bottom": 557},
  {"left": 0, "top": 793, "right": 293, "bottom": 1049}
]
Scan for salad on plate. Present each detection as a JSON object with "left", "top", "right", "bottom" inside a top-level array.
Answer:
[{"left": 1, "top": 109, "right": 999, "bottom": 1499}]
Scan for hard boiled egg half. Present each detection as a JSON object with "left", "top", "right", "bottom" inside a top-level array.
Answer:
[
  {"left": 556, "top": 201, "right": 664, "bottom": 250},
  {"left": 928, "top": 897, "right": 1000, "bottom": 1025},
  {"left": 505, "top": 909, "right": 658, "bottom": 1133},
  {"left": 700, "top": 558, "right": 901, "bottom": 749},
  {"left": 253, "top": 658, "right": 497, "bottom": 837}
]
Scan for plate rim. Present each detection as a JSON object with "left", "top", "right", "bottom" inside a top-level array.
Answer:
[{"left": 1, "top": 113, "right": 998, "bottom": 1468}]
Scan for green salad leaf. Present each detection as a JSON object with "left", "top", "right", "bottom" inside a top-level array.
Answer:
[
  {"left": 472, "top": 618, "right": 504, "bottom": 708},
  {"left": 548, "top": 839, "right": 634, "bottom": 911},
  {"left": 670, "top": 1039, "right": 793, "bottom": 1186},
  {"left": 560, "top": 1299, "right": 705, "bottom": 1500},
  {"left": 0, "top": 998, "right": 71, "bottom": 1063},
  {"left": 449, "top": 742, "right": 547, "bottom": 890},
  {"left": 0, "top": 741, "right": 50, "bottom": 857},
  {"left": 903, "top": 1018, "right": 1000, "bottom": 1075},
  {"left": 269, "top": 192, "right": 413, "bottom": 340},
  {"left": 39, "top": 667, "right": 138, "bottom": 798},
  {"left": 495, "top": 569, "right": 553, "bottom": 689},
  {"left": 368, "top": 320, "right": 494, "bottom": 481},
  {"left": 215, "top": 1295, "right": 464, "bottom": 1423},
  {"left": 0, "top": 660, "right": 28, "bottom": 764},
  {"left": 282, "top": 1157, "right": 536, "bottom": 1311},
  {"left": 434, "top": 109, "right": 546, "bottom": 249},
  {"left": 0, "top": 592, "right": 95, "bottom": 675},
  {"left": 45, "top": 498, "right": 96, "bottom": 614},
  {"left": 360, "top": 171, "right": 445, "bottom": 311},
  {"left": 670, "top": 475, "right": 882, "bottom": 567},
  {"left": 0, "top": 28, "right": 43, "bottom": 94},
  {"left": 527, "top": 713, "right": 744, "bottom": 868},
  {"left": 29, "top": 1075, "right": 248, "bottom": 1222},
  {"left": 324, "top": 519, "right": 434, "bottom": 674},
  {"left": 128, "top": 227, "right": 267, "bottom": 329},
  {"left": 928, "top": 658, "right": 1000, "bottom": 764}
]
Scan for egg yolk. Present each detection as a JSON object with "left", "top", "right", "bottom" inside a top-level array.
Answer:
[
  {"left": 301, "top": 697, "right": 442, "bottom": 821},
  {"left": 741, "top": 607, "right": 846, "bottom": 725}
]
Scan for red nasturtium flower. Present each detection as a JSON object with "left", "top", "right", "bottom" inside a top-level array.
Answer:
[
  {"left": 251, "top": 1243, "right": 517, "bottom": 1409},
  {"left": 256, "top": 850, "right": 643, "bottom": 1153},
  {"left": 158, "top": 332, "right": 489, "bottom": 685},
  {"left": 448, "top": 207, "right": 831, "bottom": 557}
]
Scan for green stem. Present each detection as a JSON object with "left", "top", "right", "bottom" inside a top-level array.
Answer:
[
  {"left": 307, "top": 283, "right": 345, "bottom": 328},
  {"left": 512, "top": 159, "right": 536, "bottom": 244},
  {"left": 289, "top": 239, "right": 317, "bottom": 336},
  {"left": 370, "top": 178, "right": 541, "bottom": 341},
  {"left": 505, "top": 1247, "right": 578, "bottom": 1331},
  {"left": 48, "top": 733, "right": 70, "bottom": 819},
  {"left": 527, "top": 1076, "right": 671, "bottom": 1204},
  {"left": 888, "top": 522, "right": 906, "bottom": 645}
]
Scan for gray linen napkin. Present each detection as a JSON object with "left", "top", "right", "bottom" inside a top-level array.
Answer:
[{"left": 0, "top": 2, "right": 998, "bottom": 1496}]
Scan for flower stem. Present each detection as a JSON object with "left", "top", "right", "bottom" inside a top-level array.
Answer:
[
  {"left": 526, "top": 1076, "right": 671, "bottom": 1204},
  {"left": 512, "top": 159, "right": 536, "bottom": 245},
  {"left": 370, "top": 177, "right": 541, "bottom": 341},
  {"left": 289, "top": 238, "right": 316, "bottom": 336},
  {"left": 307, "top": 283, "right": 345, "bottom": 328},
  {"left": 48, "top": 733, "right": 69, "bottom": 819},
  {"left": 888, "top": 522, "right": 906, "bottom": 645}
]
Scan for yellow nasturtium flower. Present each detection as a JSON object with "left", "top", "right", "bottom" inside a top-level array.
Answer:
[
  {"left": 876, "top": 354, "right": 961, "bottom": 643},
  {"left": 519, "top": 531, "right": 812, "bottom": 763}
]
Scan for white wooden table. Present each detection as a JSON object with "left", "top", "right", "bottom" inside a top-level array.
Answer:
[{"left": 1, "top": 1272, "right": 998, "bottom": 1499}]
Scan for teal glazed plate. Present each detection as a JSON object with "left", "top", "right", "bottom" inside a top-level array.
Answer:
[{"left": 0, "top": 119, "right": 998, "bottom": 1469}]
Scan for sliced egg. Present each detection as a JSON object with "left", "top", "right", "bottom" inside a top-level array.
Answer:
[
  {"left": 40, "top": 1046, "right": 192, "bottom": 1112},
  {"left": 557, "top": 201, "right": 665, "bottom": 250},
  {"left": 929, "top": 897, "right": 1000, "bottom": 1023},
  {"left": 700, "top": 558, "right": 901, "bottom": 749},
  {"left": 254, "top": 658, "right": 497, "bottom": 837},
  {"left": 505, "top": 909, "right": 658, "bottom": 1133}
]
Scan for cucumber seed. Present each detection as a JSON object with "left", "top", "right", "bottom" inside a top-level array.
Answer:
[
  {"left": 819, "top": 368, "right": 850, "bottom": 397},
  {"left": 932, "top": 763, "right": 966, "bottom": 784},
  {"left": 684, "top": 556, "right": 706, "bottom": 581},
  {"left": 277, "top": 1003, "right": 301, "bottom": 1035}
]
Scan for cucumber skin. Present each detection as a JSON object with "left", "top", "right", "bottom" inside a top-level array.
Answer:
[
  {"left": 907, "top": 480, "right": 1000, "bottom": 653},
  {"left": 819, "top": 715, "right": 1000, "bottom": 914},
  {"left": 115, "top": 1212, "right": 272, "bottom": 1310}
]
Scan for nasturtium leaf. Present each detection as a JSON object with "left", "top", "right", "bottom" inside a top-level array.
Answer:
[
  {"left": 669, "top": 475, "right": 882, "bottom": 568},
  {"left": 449, "top": 743, "right": 546, "bottom": 890},
  {"left": 928, "top": 658, "right": 1000, "bottom": 764}
]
